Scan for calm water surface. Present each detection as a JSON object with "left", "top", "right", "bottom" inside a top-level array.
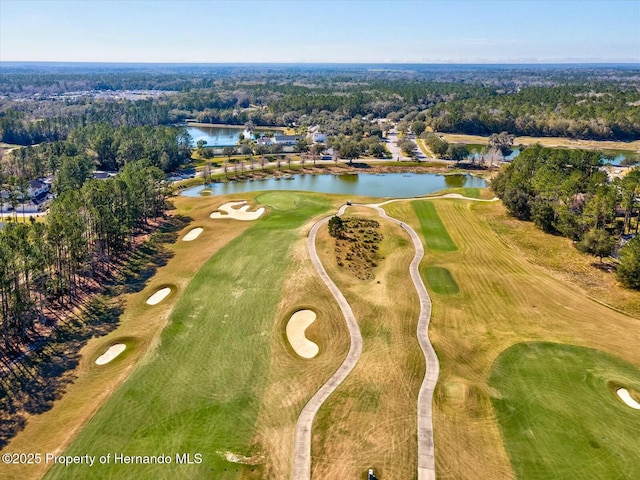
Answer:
[
  {"left": 465, "top": 144, "right": 636, "bottom": 166},
  {"left": 188, "top": 126, "right": 253, "bottom": 147},
  {"left": 180, "top": 173, "right": 486, "bottom": 198}
]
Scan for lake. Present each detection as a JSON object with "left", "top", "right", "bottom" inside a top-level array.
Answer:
[
  {"left": 180, "top": 173, "right": 487, "bottom": 198},
  {"left": 188, "top": 126, "right": 253, "bottom": 147}
]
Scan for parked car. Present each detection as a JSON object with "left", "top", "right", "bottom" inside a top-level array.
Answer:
[{"left": 368, "top": 468, "right": 377, "bottom": 480}]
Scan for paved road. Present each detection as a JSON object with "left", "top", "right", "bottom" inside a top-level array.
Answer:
[
  {"left": 292, "top": 196, "right": 457, "bottom": 479},
  {"left": 292, "top": 205, "right": 363, "bottom": 480},
  {"left": 386, "top": 131, "right": 432, "bottom": 162}
]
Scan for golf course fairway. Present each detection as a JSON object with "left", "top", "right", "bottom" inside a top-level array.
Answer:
[{"left": 45, "top": 192, "right": 332, "bottom": 479}]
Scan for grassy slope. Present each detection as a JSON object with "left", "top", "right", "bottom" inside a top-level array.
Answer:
[
  {"left": 384, "top": 199, "right": 640, "bottom": 479},
  {"left": 45, "top": 193, "right": 332, "bottom": 480},
  {"left": 311, "top": 206, "right": 423, "bottom": 479},
  {"left": 489, "top": 342, "right": 640, "bottom": 480},
  {"left": 475, "top": 201, "right": 640, "bottom": 317}
]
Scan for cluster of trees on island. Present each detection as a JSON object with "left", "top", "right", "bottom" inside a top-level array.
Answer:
[{"left": 492, "top": 146, "right": 640, "bottom": 287}]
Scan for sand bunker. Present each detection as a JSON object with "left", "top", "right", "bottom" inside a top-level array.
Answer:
[
  {"left": 95, "top": 344, "right": 126, "bottom": 365},
  {"left": 217, "top": 451, "right": 265, "bottom": 465},
  {"left": 210, "top": 201, "right": 265, "bottom": 221},
  {"left": 617, "top": 388, "right": 640, "bottom": 410},
  {"left": 182, "top": 227, "right": 203, "bottom": 241},
  {"left": 146, "top": 287, "right": 171, "bottom": 305},
  {"left": 286, "top": 310, "right": 319, "bottom": 359}
]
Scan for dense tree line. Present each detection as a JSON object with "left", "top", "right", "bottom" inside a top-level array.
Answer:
[
  {"left": 0, "top": 99, "right": 175, "bottom": 145},
  {"left": 1, "top": 124, "right": 191, "bottom": 182},
  {"left": 491, "top": 145, "right": 640, "bottom": 287},
  {"left": 2, "top": 66, "right": 639, "bottom": 147},
  {"left": 0, "top": 160, "right": 168, "bottom": 349}
]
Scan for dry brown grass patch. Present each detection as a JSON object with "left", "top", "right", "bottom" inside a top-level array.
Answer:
[{"left": 311, "top": 209, "right": 423, "bottom": 479}]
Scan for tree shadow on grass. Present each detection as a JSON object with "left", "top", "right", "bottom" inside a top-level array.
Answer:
[{"left": 0, "top": 214, "right": 191, "bottom": 449}]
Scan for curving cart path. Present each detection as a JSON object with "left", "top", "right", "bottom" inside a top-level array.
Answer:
[
  {"left": 370, "top": 203, "right": 439, "bottom": 480},
  {"left": 293, "top": 195, "right": 494, "bottom": 478},
  {"left": 292, "top": 205, "right": 363, "bottom": 480}
]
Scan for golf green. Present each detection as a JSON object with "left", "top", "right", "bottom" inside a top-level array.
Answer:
[{"left": 489, "top": 342, "right": 640, "bottom": 479}]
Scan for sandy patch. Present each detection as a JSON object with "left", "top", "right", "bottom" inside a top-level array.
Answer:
[
  {"left": 286, "top": 310, "right": 319, "bottom": 359},
  {"left": 217, "top": 451, "right": 265, "bottom": 465},
  {"left": 95, "top": 344, "right": 126, "bottom": 365},
  {"left": 617, "top": 388, "right": 640, "bottom": 409},
  {"left": 182, "top": 227, "right": 203, "bottom": 241},
  {"left": 210, "top": 201, "right": 265, "bottom": 221},
  {"left": 146, "top": 287, "right": 171, "bottom": 305}
]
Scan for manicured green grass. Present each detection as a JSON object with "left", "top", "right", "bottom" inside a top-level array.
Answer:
[
  {"left": 411, "top": 201, "right": 457, "bottom": 252},
  {"left": 489, "top": 342, "right": 640, "bottom": 480},
  {"left": 463, "top": 187, "right": 480, "bottom": 198},
  {"left": 46, "top": 193, "right": 330, "bottom": 480},
  {"left": 422, "top": 266, "right": 459, "bottom": 295},
  {"left": 256, "top": 191, "right": 309, "bottom": 211}
]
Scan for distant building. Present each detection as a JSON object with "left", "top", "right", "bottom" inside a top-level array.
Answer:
[
  {"left": 273, "top": 134, "right": 299, "bottom": 146},
  {"left": 312, "top": 132, "right": 327, "bottom": 143},
  {"left": 93, "top": 170, "right": 117, "bottom": 180},
  {"left": 255, "top": 136, "right": 273, "bottom": 146}
]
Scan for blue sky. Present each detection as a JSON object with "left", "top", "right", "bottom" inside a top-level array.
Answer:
[{"left": 1, "top": 0, "right": 638, "bottom": 63}]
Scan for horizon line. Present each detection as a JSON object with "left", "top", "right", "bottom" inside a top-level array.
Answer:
[{"left": 1, "top": 60, "right": 639, "bottom": 66}]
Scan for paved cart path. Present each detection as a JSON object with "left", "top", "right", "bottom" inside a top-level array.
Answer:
[
  {"left": 292, "top": 194, "right": 498, "bottom": 478},
  {"left": 291, "top": 205, "right": 363, "bottom": 480}
]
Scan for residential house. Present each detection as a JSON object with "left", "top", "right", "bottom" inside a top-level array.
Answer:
[
  {"left": 28, "top": 179, "right": 49, "bottom": 199},
  {"left": 273, "top": 134, "right": 299, "bottom": 146},
  {"left": 312, "top": 132, "right": 327, "bottom": 143}
]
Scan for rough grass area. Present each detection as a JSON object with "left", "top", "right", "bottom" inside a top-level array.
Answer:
[
  {"left": 384, "top": 199, "right": 640, "bottom": 479},
  {"left": 440, "top": 132, "right": 640, "bottom": 152},
  {"left": 475, "top": 201, "right": 640, "bottom": 317},
  {"left": 423, "top": 266, "right": 459, "bottom": 295},
  {"left": 330, "top": 216, "right": 383, "bottom": 280},
  {"left": 45, "top": 193, "right": 332, "bottom": 480},
  {"left": 411, "top": 200, "right": 457, "bottom": 252},
  {"left": 312, "top": 207, "right": 422, "bottom": 479},
  {"left": 489, "top": 342, "right": 640, "bottom": 480}
]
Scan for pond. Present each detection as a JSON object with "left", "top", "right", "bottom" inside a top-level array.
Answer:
[
  {"left": 187, "top": 126, "right": 252, "bottom": 147},
  {"left": 180, "top": 173, "right": 487, "bottom": 198},
  {"left": 465, "top": 143, "right": 637, "bottom": 166}
]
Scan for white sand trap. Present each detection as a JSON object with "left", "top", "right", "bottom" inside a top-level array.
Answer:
[
  {"left": 146, "top": 287, "right": 171, "bottom": 305},
  {"left": 95, "top": 343, "right": 126, "bottom": 365},
  {"left": 217, "top": 451, "right": 265, "bottom": 465},
  {"left": 210, "top": 201, "right": 265, "bottom": 221},
  {"left": 182, "top": 227, "right": 203, "bottom": 241},
  {"left": 286, "top": 310, "right": 319, "bottom": 359},
  {"left": 617, "top": 388, "right": 640, "bottom": 409}
]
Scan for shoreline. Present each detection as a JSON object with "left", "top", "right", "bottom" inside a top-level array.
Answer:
[{"left": 186, "top": 122, "right": 286, "bottom": 131}]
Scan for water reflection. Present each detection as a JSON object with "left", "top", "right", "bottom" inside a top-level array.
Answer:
[{"left": 180, "top": 173, "right": 486, "bottom": 198}]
